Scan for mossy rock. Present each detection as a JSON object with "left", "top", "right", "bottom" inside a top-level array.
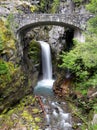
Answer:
[
  {"left": 32, "top": 108, "right": 40, "bottom": 114},
  {"left": 35, "top": 117, "right": 41, "bottom": 122},
  {"left": 0, "top": 18, "right": 15, "bottom": 56},
  {"left": 0, "top": 17, "right": 39, "bottom": 114},
  {"left": 28, "top": 40, "right": 41, "bottom": 65},
  {"left": 0, "top": 95, "right": 42, "bottom": 129}
]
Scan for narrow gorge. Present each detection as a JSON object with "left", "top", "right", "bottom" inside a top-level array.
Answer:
[{"left": 0, "top": 0, "right": 97, "bottom": 130}]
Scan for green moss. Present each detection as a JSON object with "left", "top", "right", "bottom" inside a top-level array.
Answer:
[
  {"left": 28, "top": 40, "right": 40, "bottom": 65},
  {"left": 51, "top": 0, "right": 60, "bottom": 13},
  {"left": 0, "top": 60, "right": 20, "bottom": 90},
  {"left": 30, "top": 5, "right": 38, "bottom": 12},
  {"left": 0, "top": 18, "right": 15, "bottom": 53},
  {"left": 0, "top": 11, "right": 41, "bottom": 129},
  {"left": 68, "top": 101, "right": 88, "bottom": 129},
  {"left": 38, "top": 0, "right": 64, "bottom": 13},
  {"left": 22, "top": 110, "right": 34, "bottom": 121},
  {"left": 20, "top": 95, "right": 36, "bottom": 106},
  {"left": 73, "top": 0, "right": 82, "bottom": 2},
  {"left": 0, "top": 95, "right": 42, "bottom": 129},
  {"left": 0, "top": 18, "right": 18, "bottom": 91},
  {"left": 0, "top": 60, "right": 12, "bottom": 90},
  {"left": 73, "top": 0, "right": 83, "bottom": 6},
  {"left": 0, "top": 36, "right": 3, "bottom": 51},
  {"left": 32, "top": 108, "right": 40, "bottom": 114},
  {"left": 0, "top": 60, "right": 9, "bottom": 75},
  {"left": 35, "top": 117, "right": 41, "bottom": 122}
]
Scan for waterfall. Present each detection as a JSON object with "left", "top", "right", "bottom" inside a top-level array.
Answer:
[
  {"left": 39, "top": 41, "right": 52, "bottom": 79},
  {"left": 34, "top": 41, "right": 73, "bottom": 130},
  {"left": 34, "top": 41, "right": 54, "bottom": 93}
]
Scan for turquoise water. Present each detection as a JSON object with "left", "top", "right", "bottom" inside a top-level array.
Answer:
[
  {"left": 34, "top": 79, "right": 73, "bottom": 130},
  {"left": 34, "top": 79, "right": 54, "bottom": 96}
]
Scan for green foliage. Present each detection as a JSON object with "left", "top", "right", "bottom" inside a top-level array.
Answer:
[
  {"left": 0, "top": 18, "right": 15, "bottom": 56},
  {"left": 0, "top": 63, "right": 10, "bottom": 88},
  {"left": 39, "top": 0, "right": 59, "bottom": 13},
  {"left": 0, "top": 18, "right": 17, "bottom": 89},
  {"left": 86, "top": 124, "right": 97, "bottom": 130},
  {"left": 93, "top": 104, "right": 97, "bottom": 113},
  {"left": 73, "top": 0, "right": 82, "bottom": 3},
  {"left": 6, "top": 13, "right": 14, "bottom": 30},
  {"left": 88, "top": 17, "right": 97, "bottom": 33},
  {"left": 30, "top": 5, "right": 38, "bottom": 12},
  {"left": 0, "top": 60, "right": 18, "bottom": 88},
  {"left": 28, "top": 40, "right": 40, "bottom": 64},
  {"left": 0, "top": 60, "right": 9, "bottom": 75},
  {"left": 72, "top": 0, "right": 83, "bottom": 6},
  {"left": 51, "top": 0, "right": 60, "bottom": 13},
  {"left": 59, "top": 35, "right": 97, "bottom": 89},
  {"left": 0, "top": 19, "right": 6, "bottom": 52},
  {"left": 86, "top": 0, "right": 97, "bottom": 33},
  {"left": 86, "top": 0, "right": 97, "bottom": 13},
  {"left": 0, "top": 36, "right": 3, "bottom": 51},
  {"left": 6, "top": 13, "right": 19, "bottom": 30},
  {"left": 0, "top": 95, "right": 42, "bottom": 129},
  {"left": 39, "top": 0, "right": 51, "bottom": 13}
]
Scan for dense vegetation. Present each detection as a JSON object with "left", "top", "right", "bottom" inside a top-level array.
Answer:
[
  {"left": 59, "top": 0, "right": 97, "bottom": 129},
  {"left": 0, "top": 18, "right": 16, "bottom": 89},
  {"left": 60, "top": 0, "right": 97, "bottom": 93},
  {"left": 60, "top": 35, "right": 97, "bottom": 94}
]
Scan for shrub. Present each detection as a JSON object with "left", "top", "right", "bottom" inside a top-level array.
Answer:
[{"left": 59, "top": 34, "right": 97, "bottom": 89}]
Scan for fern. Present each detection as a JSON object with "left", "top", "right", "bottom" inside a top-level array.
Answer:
[
  {"left": 59, "top": 34, "right": 97, "bottom": 88},
  {"left": 0, "top": 61, "right": 9, "bottom": 75}
]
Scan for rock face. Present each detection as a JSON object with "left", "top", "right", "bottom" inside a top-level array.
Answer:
[
  {"left": 20, "top": 25, "right": 66, "bottom": 54},
  {"left": 0, "top": 0, "right": 36, "bottom": 16},
  {"left": 49, "top": 26, "right": 65, "bottom": 54},
  {"left": 0, "top": 1, "right": 40, "bottom": 113}
]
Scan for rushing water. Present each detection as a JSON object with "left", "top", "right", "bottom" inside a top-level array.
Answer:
[
  {"left": 34, "top": 41, "right": 73, "bottom": 130},
  {"left": 39, "top": 41, "right": 52, "bottom": 79}
]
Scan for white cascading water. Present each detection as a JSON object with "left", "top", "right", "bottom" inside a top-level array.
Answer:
[
  {"left": 35, "top": 41, "right": 54, "bottom": 87},
  {"left": 34, "top": 41, "right": 73, "bottom": 130},
  {"left": 39, "top": 41, "right": 52, "bottom": 79}
]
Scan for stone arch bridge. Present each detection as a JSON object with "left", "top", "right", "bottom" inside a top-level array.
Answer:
[
  {"left": 13, "top": 12, "right": 91, "bottom": 65},
  {"left": 14, "top": 13, "right": 90, "bottom": 41}
]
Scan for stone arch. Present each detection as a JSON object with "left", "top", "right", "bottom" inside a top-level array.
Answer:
[
  {"left": 17, "top": 21, "right": 81, "bottom": 36},
  {"left": 16, "top": 20, "right": 84, "bottom": 58},
  {"left": 16, "top": 21, "right": 84, "bottom": 54}
]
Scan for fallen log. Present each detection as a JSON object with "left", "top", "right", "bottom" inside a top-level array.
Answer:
[{"left": 35, "top": 95, "right": 46, "bottom": 117}]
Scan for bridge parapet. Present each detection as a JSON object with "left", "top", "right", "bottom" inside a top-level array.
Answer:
[{"left": 14, "top": 13, "right": 91, "bottom": 33}]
